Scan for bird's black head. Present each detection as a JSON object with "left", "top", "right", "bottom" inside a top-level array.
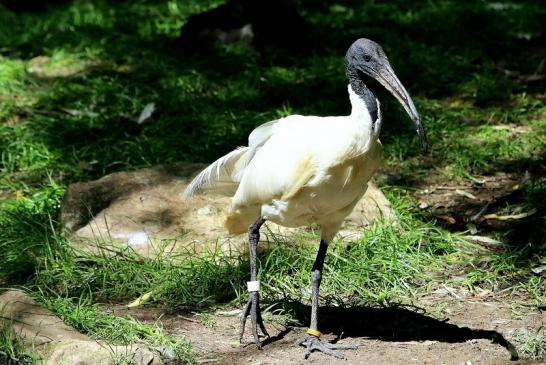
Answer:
[
  {"left": 345, "top": 38, "right": 388, "bottom": 78},
  {"left": 345, "top": 38, "right": 428, "bottom": 153}
]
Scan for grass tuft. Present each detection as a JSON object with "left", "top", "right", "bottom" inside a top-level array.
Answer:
[
  {"left": 0, "top": 323, "right": 37, "bottom": 365},
  {"left": 515, "top": 327, "right": 546, "bottom": 360},
  {"left": 35, "top": 294, "right": 194, "bottom": 364}
]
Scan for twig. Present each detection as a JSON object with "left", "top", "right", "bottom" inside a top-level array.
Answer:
[{"left": 176, "top": 315, "right": 199, "bottom": 323}]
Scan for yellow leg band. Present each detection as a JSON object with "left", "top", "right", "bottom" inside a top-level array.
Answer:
[{"left": 306, "top": 329, "right": 322, "bottom": 338}]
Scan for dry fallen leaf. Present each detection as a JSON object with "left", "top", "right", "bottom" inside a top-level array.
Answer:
[
  {"left": 462, "top": 235, "right": 505, "bottom": 248},
  {"left": 455, "top": 189, "right": 478, "bottom": 200},
  {"left": 137, "top": 102, "right": 155, "bottom": 124},
  {"left": 77, "top": 160, "right": 94, "bottom": 172},
  {"left": 126, "top": 291, "right": 153, "bottom": 308},
  {"left": 483, "top": 209, "right": 537, "bottom": 221},
  {"left": 437, "top": 215, "right": 456, "bottom": 224}
]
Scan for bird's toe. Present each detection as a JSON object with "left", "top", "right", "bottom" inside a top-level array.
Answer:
[
  {"left": 239, "top": 291, "right": 269, "bottom": 349},
  {"left": 296, "top": 334, "right": 356, "bottom": 360}
]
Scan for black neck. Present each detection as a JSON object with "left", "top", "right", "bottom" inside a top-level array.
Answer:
[{"left": 347, "top": 69, "right": 378, "bottom": 123}]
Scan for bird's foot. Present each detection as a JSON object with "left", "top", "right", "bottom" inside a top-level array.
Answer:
[
  {"left": 239, "top": 291, "right": 269, "bottom": 349},
  {"left": 295, "top": 333, "right": 356, "bottom": 360}
]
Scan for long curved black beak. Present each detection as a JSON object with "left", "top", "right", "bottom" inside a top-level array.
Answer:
[{"left": 371, "top": 63, "right": 428, "bottom": 153}]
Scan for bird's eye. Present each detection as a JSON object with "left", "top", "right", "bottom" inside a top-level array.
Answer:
[{"left": 363, "top": 54, "right": 372, "bottom": 62}]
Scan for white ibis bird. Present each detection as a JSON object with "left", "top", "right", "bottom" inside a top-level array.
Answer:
[{"left": 183, "top": 38, "right": 428, "bottom": 359}]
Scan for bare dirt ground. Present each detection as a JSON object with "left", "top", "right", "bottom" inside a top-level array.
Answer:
[{"left": 112, "top": 290, "right": 545, "bottom": 365}]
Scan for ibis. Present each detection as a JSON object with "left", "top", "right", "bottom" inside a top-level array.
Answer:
[{"left": 183, "top": 38, "right": 428, "bottom": 359}]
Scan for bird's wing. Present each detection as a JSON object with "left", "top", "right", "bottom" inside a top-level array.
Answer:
[
  {"left": 182, "top": 118, "right": 282, "bottom": 198},
  {"left": 231, "top": 115, "right": 319, "bottom": 206},
  {"left": 248, "top": 119, "right": 279, "bottom": 148},
  {"left": 182, "top": 147, "right": 252, "bottom": 197},
  {"left": 245, "top": 118, "right": 281, "bottom": 161}
]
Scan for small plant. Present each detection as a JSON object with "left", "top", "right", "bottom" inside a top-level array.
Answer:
[
  {"left": 0, "top": 323, "right": 37, "bottom": 365},
  {"left": 195, "top": 313, "right": 216, "bottom": 329},
  {"left": 515, "top": 327, "right": 546, "bottom": 360}
]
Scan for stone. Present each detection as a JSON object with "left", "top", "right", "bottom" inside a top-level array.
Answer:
[
  {"left": 61, "top": 162, "right": 395, "bottom": 257},
  {"left": 45, "top": 340, "right": 159, "bottom": 365},
  {"left": 344, "top": 180, "right": 395, "bottom": 231},
  {"left": 0, "top": 289, "right": 160, "bottom": 365}
]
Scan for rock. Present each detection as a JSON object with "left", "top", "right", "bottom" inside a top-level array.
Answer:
[
  {"left": 61, "top": 162, "right": 206, "bottom": 232},
  {"left": 25, "top": 56, "right": 123, "bottom": 80},
  {"left": 0, "top": 289, "right": 161, "bottom": 365},
  {"left": 61, "top": 162, "right": 237, "bottom": 257},
  {"left": 45, "top": 340, "right": 159, "bottom": 365},
  {"left": 344, "top": 180, "right": 395, "bottom": 228},
  {"left": 61, "top": 162, "right": 395, "bottom": 257}
]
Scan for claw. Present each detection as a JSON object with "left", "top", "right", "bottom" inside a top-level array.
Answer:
[
  {"left": 296, "top": 334, "right": 356, "bottom": 360},
  {"left": 256, "top": 305, "right": 270, "bottom": 338},
  {"left": 238, "top": 297, "right": 252, "bottom": 343},
  {"left": 239, "top": 291, "right": 269, "bottom": 349}
]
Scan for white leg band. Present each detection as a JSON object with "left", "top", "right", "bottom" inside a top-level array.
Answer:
[{"left": 247, "top": 281, "right": 260, "bottom": 292}]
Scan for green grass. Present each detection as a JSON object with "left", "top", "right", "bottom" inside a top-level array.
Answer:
[
  {"left": 0, "top": 0, "right": 545, "bottom": 362},
  {"left": 36, "top": 294, "right": 194, "bottom": 363},
  {"left": 1, "top": 292, "right": 194, "bottom": 364},
  {"left": 0, "top": 323, "right": 37, "bottom": 365}
]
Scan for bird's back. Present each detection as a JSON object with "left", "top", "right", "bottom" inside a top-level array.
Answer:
[{"left": 225, "top": 113, "right": 382, "bottom": 236}]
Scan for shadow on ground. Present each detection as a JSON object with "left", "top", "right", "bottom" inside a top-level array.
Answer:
[{"left": 273, "top": 301, "right": 519, "bottom": 360}]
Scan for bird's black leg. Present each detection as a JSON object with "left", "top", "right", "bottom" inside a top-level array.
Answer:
[
  {"left": 295, "top": 240, "right": 356, "bottom": 359},
  {"left": 239, "top": 217, "right": 269, "bottom": 348}
]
